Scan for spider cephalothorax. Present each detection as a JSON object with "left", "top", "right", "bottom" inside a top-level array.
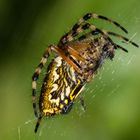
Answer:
[{"left": 32, "top": 13, "right": 139, "bottom": 133}]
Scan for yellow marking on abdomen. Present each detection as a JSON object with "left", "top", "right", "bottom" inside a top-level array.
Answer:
[{"left": 70, "top": 79, "right": 81, "bottom": 100}]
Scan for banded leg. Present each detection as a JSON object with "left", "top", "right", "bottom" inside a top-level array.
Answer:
[
  {"left": 34, "top": 115, "right": 42, "bottom": 133},
  {"left": 74, "top": 13, "right": 128, "bottom": 33},
  {"left": 77, "top": 28, "right": 137, "bottom": 52},
  {"left": 92, "top": 29, "right": 139, "bottom": 48},
  {"left": 76, "top": 28, "right": 135, "bottom": 52},
  {"left": 60, "top": 22, "right": 139, "bottom": 52},
  {"left": 32, "top": 46, "right": 52, "bottom": 118},
  {"left": 107, "top": 31, "right": 139, "bottom": 47},
  {"left": 59, "top": 13, "right": 128, "bottom": 45},
  {"left": 59, "top": 22, "right": 97, "bottom": 44}
]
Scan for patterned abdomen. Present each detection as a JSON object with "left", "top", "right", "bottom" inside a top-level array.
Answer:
[{"left": 39, "top": 56, "right": 84, "bottom": 116}]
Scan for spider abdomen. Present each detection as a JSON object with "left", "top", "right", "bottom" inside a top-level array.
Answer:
[{"left": 39, "top": 56, "right": 84, "bottom": 116}]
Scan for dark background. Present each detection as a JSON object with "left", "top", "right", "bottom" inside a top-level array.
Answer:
[{"left": 0, "top": 0, "right": 140, "bottom": 140}]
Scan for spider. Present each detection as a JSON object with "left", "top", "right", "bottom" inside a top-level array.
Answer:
[{"left": 32, "top": 13, "right": 139, "bottom": 133}]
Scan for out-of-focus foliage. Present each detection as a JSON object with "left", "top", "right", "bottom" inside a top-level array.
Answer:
[{"left": 0, "top": 0, "right": 140, "bottom": 140}]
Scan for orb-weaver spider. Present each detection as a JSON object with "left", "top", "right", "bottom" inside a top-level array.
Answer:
[{"left": 32, "top": 13, "right": 139, "bottom": 133}]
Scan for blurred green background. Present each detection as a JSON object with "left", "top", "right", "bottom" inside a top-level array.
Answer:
[{"left": 0, "top": 0, "right": 140, "bottom": 140}]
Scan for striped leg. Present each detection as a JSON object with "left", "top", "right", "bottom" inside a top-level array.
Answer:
[
  {"left": 73, "top": 13, "right": 128, "bottom": 33},
  {"left": 34, "top": 115, "right": 42, "bottom": 133},
  {"left": 59, "top": 13, "right": 128, "bottom": 45},
  {"left": 77, "top": 29, "right": 129, "bottom": 52},
  {"left": 59, "top": 22, "right": 97, "bottom": 44},
  {"left": 76, "top": 27, "right": 139, "bottom": 52},
  {"left": 107, "top": 31, "right": 139, "bottom": 47},
  {"left": 92, "top": 29, "right": 139, "bottom": 48},
  {"left": 32, "top": 46, "right": 52, "bottom": 118},
  {"left": 60, "top": 21, "right": 138, "bottom": 52}
]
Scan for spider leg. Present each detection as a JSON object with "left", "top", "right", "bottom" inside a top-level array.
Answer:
[
  {"left": 94, "top": 29, "right": 139, "bottom": 50},
  {"left": 34, "top": 115, "right": 42, "bottom": 133},
  {"left": 76, "top": 28, "right": 129, "bottom": 52},
  {"left": 107, "top": 31, "right": 139, "bottom": 47},
  {"left": 75, "top": 13, "right": 128, "bottom": 33},
  {"left": 59, "top": 22, "right": 97, "bottom": 44},
  {"left": 59, "top": 13, "right": 128, "bottom": 45},
  {"left": 32, "top": 46, "right": 52, "bottom": 118},
  {"left": 62, "top": 21, "right": 138, "bottom": 52}
]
